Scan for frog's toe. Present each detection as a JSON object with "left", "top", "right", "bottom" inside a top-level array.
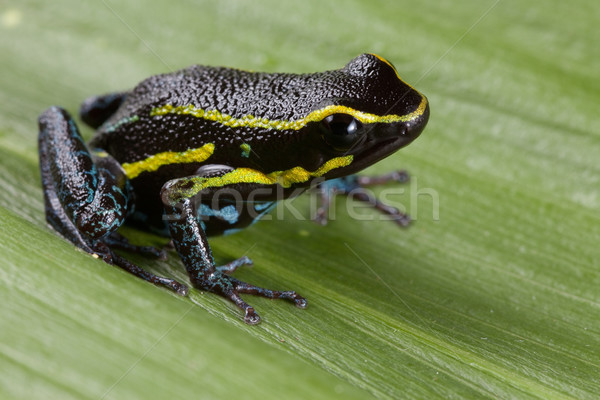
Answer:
[
  {"left": 294, "top": 297, "right": 308, "bottom": 309},
  {"left": 312, "top": 207, "right": 329, "bottom": 226},
  {"left": 350, "top": 190, "right": 412, "bottom": 227},
  {"left": 392, "top": 213, "right": 411, "bottom": 227},
  {"left": 244, "top": 307, "right": 261, "bottom": 325},
  {"left": 232, "top": 279, "right": 307, "bottom": 308},
  {"left": 217, "top": 256, "right": 253, "bottom": 274},
  {"left": 313, "top": 172, "right": 413, "bottom": 227},
  {"left": 226, "top": 290, "right": 262, "bottom": 324},
  {"left": 107, "top": 251, "right": 189, "bottom": 295},
  {"left": 234, "top": 289, "right": 304, "bottom": 324},
  {"left": 170, "top": 280, "right": 189, "bottom": 296}
]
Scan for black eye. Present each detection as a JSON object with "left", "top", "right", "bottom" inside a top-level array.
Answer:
[{"left": 319, "top": 114, "right": 363, "bottom": 150}]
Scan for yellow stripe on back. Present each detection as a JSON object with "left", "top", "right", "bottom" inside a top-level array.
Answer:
[
  {"left": 150, "top": 97, "right": 428, "bottom": 132},
  {"left": 122, "top": 143, "right": 215, "bottom": 179},
  {"left": 168, "top": 155, "right": 354, "bottom": 202}
]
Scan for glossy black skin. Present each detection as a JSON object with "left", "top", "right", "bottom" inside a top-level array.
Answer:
[
  {"left": 38, "top": 54, "right": 429, "bottom": 324},
  {"left": 91, "top": 54, "right": 426, "bottom": 227}
]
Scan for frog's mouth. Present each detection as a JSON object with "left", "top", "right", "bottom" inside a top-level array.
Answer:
[{"left": 324, "top": 100, "right": 430, "bottom": 179}]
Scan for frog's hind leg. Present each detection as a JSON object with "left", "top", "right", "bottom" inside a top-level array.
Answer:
[
  {"left": 39, "top": 106, "right": 107, "bottom": 253},
  {"left": 314, "top": 170, "right": 411, "bottom": 226},
  {"left": 38, "top": 106, "right": 187, "bottom": 295},
  {"left": 79, "top": 92, "right": 128, "bottom": 129},
  {"left": 161, "top": 173, "right": 306, "bottom": 324}
]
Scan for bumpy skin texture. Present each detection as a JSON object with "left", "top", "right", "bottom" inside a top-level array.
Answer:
[
  {"left": 38, "top": 54, "right": 429, "bottom": 324},
  {"left": 93, "top": 54, "right": 423, "bottom": 160},
  {"left": 90, "top": 55, "right": 426, "bottom": 226}
]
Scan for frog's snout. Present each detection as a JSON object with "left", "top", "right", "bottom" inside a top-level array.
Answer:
[{"left": 402, "top": 97, "right": 429, "bottom": 145}]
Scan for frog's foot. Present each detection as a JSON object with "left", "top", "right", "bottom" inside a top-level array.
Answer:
[
  {"left": 104, "top": 232, "right": 168, "bottom": 260},
  {"left": 195, "top": 272, "right": 306, "bottom": 324},
  {"left": 79, "top": 235, "right": 185, "bottom": 294},
  {"left": 230, "top": 279, "right": 307, "bottom": 324},
  {"left": 314, "top": 170, "right": 411, "bottom": 227},
  {"left": 163, "top": 176, "right": 307, "bottom": 324},
  {"left": 92, "top": 242, "right": 189, "bottom": 296},
  {"left": 216, "top": 256, "right": 253, "bottom": 274},
  {"left": 350, "top": 189, "right": 411, "bottom": 227}
]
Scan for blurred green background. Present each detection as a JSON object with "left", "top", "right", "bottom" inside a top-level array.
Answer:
[{"left": 1, "top": 0, "right": 599, "bottom": 399}]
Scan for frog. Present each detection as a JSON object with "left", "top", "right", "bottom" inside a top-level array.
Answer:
[{"left": 37, "top": 53, "right": 429, "bottom": 324}]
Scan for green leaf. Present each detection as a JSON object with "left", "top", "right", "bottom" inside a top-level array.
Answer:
[{"left": 1, "top": 0, "right": 599, "bottom": 399}]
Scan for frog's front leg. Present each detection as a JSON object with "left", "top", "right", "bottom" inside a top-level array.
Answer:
[
  {"left": 161, "top": 173, "right": 307, "bottom": 324},
  {"left": 314, "top": 170, "right": 411, "bottom": 226},
  {"left": 38, "top": 106, "right": 187, "bottom": 295}
]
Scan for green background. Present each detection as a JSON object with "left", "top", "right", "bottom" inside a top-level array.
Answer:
[{"left": 1, "top": 0, "right": 598, "bottom": 399}]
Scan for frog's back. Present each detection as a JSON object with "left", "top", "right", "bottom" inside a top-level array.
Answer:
[
  {"left": 91, "top": 64, "right": 313, "bottom": 165},
  {"left": 90, "top": 60, "right": 408, "bottom": 165}
]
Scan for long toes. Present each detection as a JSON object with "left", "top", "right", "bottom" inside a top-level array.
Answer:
[
  {"left": 232, "top": 280, "right": 307, "bottom": 307},
  {"left": 217, "top": 256, "right": 254, "bottom": 274},
  {"left": 276, "top": 289, "right": 307, "bottom": 308},
  {"left": 281, "top": 291, "right": 307, "bottom": 308},
  {"left": 110, "top": 252, "right": 188, "bottom": 295}
]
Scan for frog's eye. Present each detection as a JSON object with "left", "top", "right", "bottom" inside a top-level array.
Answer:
[{"left": 319, "top": 114, "right": 363, "bottom": 151}]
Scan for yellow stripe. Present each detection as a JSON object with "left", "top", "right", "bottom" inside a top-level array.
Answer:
[
  {"left": 150, "top": 97, "right": 427, "bottom": 132},
  {"left": 169, "top": 155, "right": 354, "bottom": 201},
  {"left": 122, "top": 143, "right": 215, "bottom": 179}
]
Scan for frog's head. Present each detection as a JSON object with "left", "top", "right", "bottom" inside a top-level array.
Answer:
[{"left": 301, "top": 53, "right": 429, "bottom": 180}]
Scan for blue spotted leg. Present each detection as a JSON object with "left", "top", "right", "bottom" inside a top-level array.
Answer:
[
  {"left": 161, "top": 170, "right": 307, "bottom": 325},
  {"left": 38, "top": 106, "right": 187, "bottom": 295}
]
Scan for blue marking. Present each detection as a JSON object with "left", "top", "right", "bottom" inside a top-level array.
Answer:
[
  {"left": 254, "top": 202, "right": 276, "bottom": 217},
  {"left": 223, "top": 228, "right": 243, "bottom": 236},
  {"left": 219, "top": 205, "right": 240, "bottom": 224},
  {"left": 198, "top": 204, "right": 240, "bottom": 225},
  {"left": 319, "top": 177, "right": 357, "bottom": 192},
  {"left": 254, "top": 201, "right": 274, "bottom": 211},
  {"left": 222, "top": 202, "right": 275, "bottom": 236}
]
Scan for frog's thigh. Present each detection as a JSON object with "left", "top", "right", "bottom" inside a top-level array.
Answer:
[{"left": 38, "top": 107, "right": 130, "bottom": 246}]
